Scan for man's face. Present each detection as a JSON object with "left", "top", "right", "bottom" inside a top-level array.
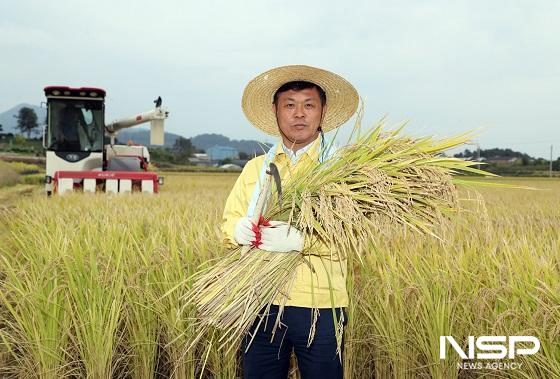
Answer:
[{"left": 273, "top": 87, "right": 325, "bottom": 151}]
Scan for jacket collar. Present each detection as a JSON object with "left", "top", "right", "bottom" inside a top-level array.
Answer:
[{"left": 273, "top": 137, "right": 321, "bottom": 163}]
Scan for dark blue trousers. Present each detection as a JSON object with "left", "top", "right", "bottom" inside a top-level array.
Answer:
[{"left": 242, "top": 305, "right": 346, "bottom": 379}]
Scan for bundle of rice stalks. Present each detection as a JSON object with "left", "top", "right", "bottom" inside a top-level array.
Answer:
[{"left": 183, "top": 120, "right": 493, "bottom": 352}]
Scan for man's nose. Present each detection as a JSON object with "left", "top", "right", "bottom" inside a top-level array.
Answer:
[{"left": 294, "top": 104, "right": 305, "bottom": 118}]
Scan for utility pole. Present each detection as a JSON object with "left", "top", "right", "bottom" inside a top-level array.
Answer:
[
  {"left": 465, "top": 141, "right": 482, "bottom": 169},
  {"left": 477, "top": 143, "right": 481, "bottom": 170},
  {"left": 550, "top": 145, "right": 553, "bottom": 178}
]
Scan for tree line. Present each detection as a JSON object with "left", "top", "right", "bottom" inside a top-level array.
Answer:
[{"left": 0, "top": 107, "right": 40, "bottom": 139}]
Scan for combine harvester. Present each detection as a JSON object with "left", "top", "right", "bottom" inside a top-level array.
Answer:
[{"left": 43, "top": 86, "right": 168, "bottom": 195}]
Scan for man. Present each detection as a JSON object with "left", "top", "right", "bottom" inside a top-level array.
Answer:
[
  {"left": 55, "top": 105, "right": 82, "bottom": 151},
  {"left": 221, "top": 65, "right": 359, "bottom": 378}
]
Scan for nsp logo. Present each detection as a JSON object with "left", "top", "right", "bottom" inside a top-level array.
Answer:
[{"left": 440, "top": 336, "right": 540, "bottom": 360}]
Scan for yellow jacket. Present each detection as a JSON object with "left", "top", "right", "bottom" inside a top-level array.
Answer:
[{"left": 221, "top": 138, "right": 348, "bottom": 308}]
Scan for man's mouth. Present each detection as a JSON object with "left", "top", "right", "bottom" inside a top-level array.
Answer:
[{"left": 292, "top": 123, "right": 307, "bottom": 128}]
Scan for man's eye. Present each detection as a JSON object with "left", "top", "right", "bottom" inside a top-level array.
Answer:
[
  {"left": 305, "top": 103, "right": 315, "bottom": 109},
  {"left": 285, "top": 103, "right": 294, "bottom": 108}
]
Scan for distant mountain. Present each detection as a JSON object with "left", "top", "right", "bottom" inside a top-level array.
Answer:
[
  {"left": 119, "top": 131, "right": 272, "bottom": 155},
  {"left": 115, "top": 128, "right": 182, "bottom": 148},
  {"left": 0, "top": 103, "right": 47, "bottom": 135},
  {"left": 117, "top": 131, "right": 270, "bottom": 155},
  {"left": 191, "top": 133, "right": 271, "bottom": 155}
]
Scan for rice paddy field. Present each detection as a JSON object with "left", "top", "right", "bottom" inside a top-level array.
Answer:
[{"left": 0, "top": 172, "right": 559, "bottom": 378}]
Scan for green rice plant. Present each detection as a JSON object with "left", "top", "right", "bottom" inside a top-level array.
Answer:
[
  {"left": 3, "top": 161, "right": 42, "bottom": 175},
  {"left": 61, "top": 222, "right": 127, "bottom": 378},
  {"left": 145, "top": 178, "right": 236, "bottom": 378},
  {"left": 145, "top": 238, "right": 198, "bottom": 379},
  {"left": 0, "top": 205, "right": 73, "bottom": 378},
  {"left": 122, "top": 243, "right": 160, "bottom": 379},
  {"left": 21, "top": 173, "right": 45, "bottom": 185},
  {"left": 0, "top": 245, "right": 72, "bottom": 378}
]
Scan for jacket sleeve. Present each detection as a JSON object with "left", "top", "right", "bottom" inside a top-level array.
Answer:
[{"left": 221, "top": 159, "right": 258, "bottom": 248}]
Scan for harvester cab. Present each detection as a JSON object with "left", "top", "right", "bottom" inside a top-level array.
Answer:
[{"left": 43, "top": 86, "right": 168, "bottom": 195}]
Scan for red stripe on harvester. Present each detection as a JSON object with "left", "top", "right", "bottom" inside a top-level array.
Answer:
[{"left": 54, "top": 171, "right": 158, "bottom": 180}]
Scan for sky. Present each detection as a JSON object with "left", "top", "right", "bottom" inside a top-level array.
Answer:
[{"left": 1, "top": 0, "right": 559, "bottom": 158}]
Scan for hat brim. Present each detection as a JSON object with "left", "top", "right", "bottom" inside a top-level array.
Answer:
[{"left": 242, "top": 65, "right": 359, "bottom": 136}]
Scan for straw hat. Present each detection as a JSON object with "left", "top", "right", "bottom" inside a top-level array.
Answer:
[{"left": 242, "top": 65, "right": 359, "bottom": 136}]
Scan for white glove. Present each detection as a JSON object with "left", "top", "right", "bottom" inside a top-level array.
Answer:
[
  {"left": 234, "top": 217, "right": 256, "bottom": 246},
  {"left": 259, "top": 221, "right": 304, "bottom": 253}
]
